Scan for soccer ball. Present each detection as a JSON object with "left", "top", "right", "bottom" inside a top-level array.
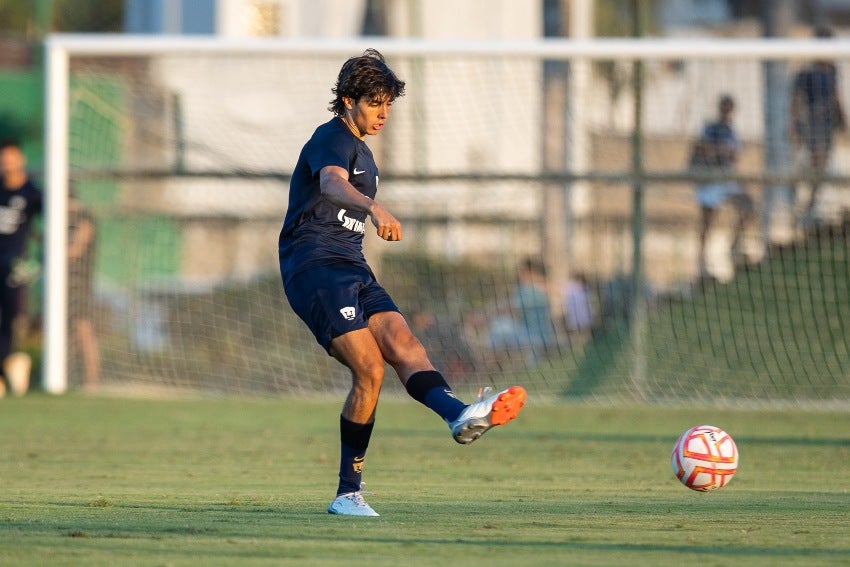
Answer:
[{"left": 671, "top": 425, "right": 738, "bottom": 491}]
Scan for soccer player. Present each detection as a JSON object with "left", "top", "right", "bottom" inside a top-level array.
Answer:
[
  {"left": 278, "top": 49, "right": 526, "bottom": 517},
  {"left": 0, "top": 139, "right": 42, "bottom": 396},
  {"left": 790, "top": 24, "right": 847, "bottom": 226}
]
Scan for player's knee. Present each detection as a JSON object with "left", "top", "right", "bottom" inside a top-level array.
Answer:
[
  {"left": 352, "top": 364, "right": 384, "bottom": 394},
  {"left": 351, "top": 354, "right": 385, "bottom": 382}
]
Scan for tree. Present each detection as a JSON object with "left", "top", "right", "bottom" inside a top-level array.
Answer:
[
  {"left": 53, "top": 0, "right": 123, "bottom": 32},
  {"left": 0, "top": 0, "right": 123, "bottom": 36}
]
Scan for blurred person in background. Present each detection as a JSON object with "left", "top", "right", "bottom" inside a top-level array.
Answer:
[
  {"left": 512, "top": 257, "right": 555, "bottom": 354},
  {"left": 790, "top": 24, "right": 847, "bottom": 227},
  {"left": 689, "top": 94, "right": 753, "bottom": 278},
  {"left": 68, "top": 191, "right": 100, "bottom": 391},
  {"left": 562, "top": 272, "right": 594, "bottom": 336},
  {"left": 0, "top": 139, "right": 42, "bottom": 396}
]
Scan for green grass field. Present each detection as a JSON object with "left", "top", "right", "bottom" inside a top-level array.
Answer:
[{"left": 1, "top": 394, "right": 848, "bottom": 566}]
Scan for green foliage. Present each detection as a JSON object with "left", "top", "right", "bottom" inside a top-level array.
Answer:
[
  {"left": 0, "top": 396, "right": 847, "bottom": 566},
  {"left": 594, "top": 0, "right": 661, "bottom": 37},
  {"left": 0, "top": 72, "right": 44, "bottom": 160},
  {"left": 0, "top": 0, "right": 32, "bottom": 33},
  {"left": 0, "top": 111, "right": 35, "bottom": 143},
  {"left": 0, "top": 0, "right": 123, "bottom": 34},
  {"left": 52, "top": 0, "right": 123, "bottom": 32}
]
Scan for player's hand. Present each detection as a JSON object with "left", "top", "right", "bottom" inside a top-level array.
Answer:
[
  {"left": 377, "top": 221, "right": 402, "bottom": 241},
  {"left": 369, "top": 204, "right": 402, "bottom": 241}
]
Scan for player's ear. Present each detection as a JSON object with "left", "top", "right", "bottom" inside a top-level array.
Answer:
[{"left": 342, "top": 97, "right": 354, "bottom": 110}]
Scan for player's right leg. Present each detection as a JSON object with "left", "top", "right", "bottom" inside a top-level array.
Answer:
[
  {"left": 327, "top": 329, "right": 386, "bottom": 516},
  {"left": 283, "top": 265, "right": 384, "bottom": 516}
]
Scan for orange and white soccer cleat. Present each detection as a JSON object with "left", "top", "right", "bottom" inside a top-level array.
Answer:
[{"left": 448, "top": 385, "right": 526, "bottom": 445}]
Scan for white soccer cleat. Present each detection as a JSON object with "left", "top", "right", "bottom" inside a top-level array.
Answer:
[
  {"left": 327, "top": 491, "right": 380, "bottom": 517},
  {"left": 448, "top": 385, "right": 527, "bottom": 444}
]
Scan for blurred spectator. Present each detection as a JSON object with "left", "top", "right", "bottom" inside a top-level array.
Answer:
[
  {"left": 68, "top": 192, "right": 100, "bottom": 391},
  {"left": 562, "top": 272, "right": 594, "bottom": 334},
  {"left": 488, "top": 257, "right": 555, "bottom": 357},
  {"left": 790, "top": 24, "right": 847, "bottom": 226},
  {"left": 689, "top": 94, "right": 753, "bottom": 277},
  {"left": 0, "top": 139, "right": 42, "bottom": 396},
  {"left": 514, "top": 257, "right": 554, "bottom": 349}
]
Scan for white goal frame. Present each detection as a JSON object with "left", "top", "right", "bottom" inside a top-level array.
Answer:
[{"left": 43, "top": 34, "right": 850, "bottom": 393}]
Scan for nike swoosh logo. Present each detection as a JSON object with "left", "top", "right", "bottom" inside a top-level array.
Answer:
[{"left": 353, "top": 168, "right": 365, "bottom": 175}]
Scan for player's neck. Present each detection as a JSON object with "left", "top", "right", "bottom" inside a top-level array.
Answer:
[{"left": 338, "top": 115, "right": 365, "bottom": 140}]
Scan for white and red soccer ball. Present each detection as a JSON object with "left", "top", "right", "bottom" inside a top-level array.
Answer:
[{"left": 671, "top": 425, "right": 738, "bottom": 491}]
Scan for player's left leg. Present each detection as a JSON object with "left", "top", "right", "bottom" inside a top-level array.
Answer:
[
  {"left": 447, "top": 385, "right": 527, "bottom": 444},
  {"left": 368, "top": 311, "right": 466, "bottom": 422},
  {"left": 368, "top": 311, "right": 526, "bottom": 444}
]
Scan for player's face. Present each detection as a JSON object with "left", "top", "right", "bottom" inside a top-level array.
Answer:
[
  {"left": 0, "top": 146, "right": 26, "bottom": 177},
  {"left": 343, "top": 94, "right": 393, "bottom": 138}
]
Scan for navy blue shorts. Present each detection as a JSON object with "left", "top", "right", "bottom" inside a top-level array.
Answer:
[{"left": 283, "top": 263, "right": 400, "bottom": 352}]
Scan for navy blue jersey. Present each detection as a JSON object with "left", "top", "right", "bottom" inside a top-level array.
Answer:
[
  {"left": 793, "top": 64, "right": 841, "bottom": 135},
  {"left": 0, "top": 180, "right": 42, "bottom": 264},
  {"left": 279, "top": 118, "right": 379, "bottom": 285},
  {"left": 689, "top": 121, "right": 739, "bottom": 170}
]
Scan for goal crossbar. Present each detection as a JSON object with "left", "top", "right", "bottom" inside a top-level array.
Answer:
[{"left": 46, "top": 33, "right": 850, "bottom": 59}]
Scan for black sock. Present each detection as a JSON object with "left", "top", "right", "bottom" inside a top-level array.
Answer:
[
  {"left": 405, "top": 370, "right": 466, "bottom": 422},
  {"left": 337, "top": 415, "right": 374, "bottom": 495}
]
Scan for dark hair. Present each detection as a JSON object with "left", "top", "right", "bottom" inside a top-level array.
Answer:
[
  {"left": 0, "top": 139, "right": 21, "bottom": 151},
  {"left": 719, "top": 94, "right": 735, "bottom": 111},
  {"left": 328, "top": 49, "right": 405, "bottom": 115},
  {"left": 520, "top": 257, "right": 547, "bottom": 277}
]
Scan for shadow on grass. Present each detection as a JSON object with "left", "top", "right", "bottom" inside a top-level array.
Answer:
[{"left": 381, "top": 424, "right": 850, "bottom": 448}]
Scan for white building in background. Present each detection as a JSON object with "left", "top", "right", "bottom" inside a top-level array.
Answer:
[
  {"left": 123, "top": 0, "right": 539, "bottom": 38},
  {"left": 125, "top": 0, "right": 367, "bottom": 37}
]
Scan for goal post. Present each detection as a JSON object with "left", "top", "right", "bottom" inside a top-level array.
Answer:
[
  {"left": 43, "top": 34, "right": 850, "bottom": 406},
  {"left": 43, "top": 39, "right": 70, "bottom": 394}
]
